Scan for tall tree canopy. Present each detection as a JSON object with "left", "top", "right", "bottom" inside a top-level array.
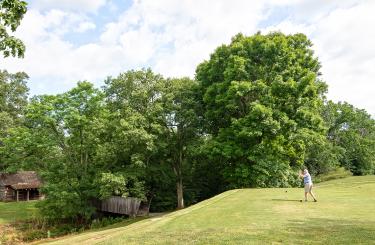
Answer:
[
  {"left": 196, "top": 32, "right": 332, "bottom": 187},
  {"left": 0, "top": 70, "right": 28, "bottom": 170},
  {"left": 323, "top": 101, "right": 375, "bottom": 175},
  {"left": 3, "top": 82, "right": 108, "bottom": 219},
  {"left": 104, "top": 70, "right": 199, "bottom": 210},
  {"left": 0, "top": 0, "right": 27, "bottom": 58},
  {"left": 0, "top": 70, "right": 28, "bottom": 132},
  {"left": 157, "top": 77, "right": 200, "bottom": 209}
]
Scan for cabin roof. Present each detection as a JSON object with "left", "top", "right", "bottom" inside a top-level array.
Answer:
[{"left": 0, "top": 171, "right": 42, "bottom": 190}]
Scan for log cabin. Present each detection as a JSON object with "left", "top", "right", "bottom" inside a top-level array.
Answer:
[{"left": 0, "top": 171, "right": 42, "bottom": 202}]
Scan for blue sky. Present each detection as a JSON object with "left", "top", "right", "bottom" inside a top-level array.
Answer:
[{"left": 1, "top": 0, "right": 375, "bottom": 116}]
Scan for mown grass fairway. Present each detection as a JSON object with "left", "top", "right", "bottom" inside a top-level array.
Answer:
[
  {"left": 0, "top": 201, "right": 38, "bottom": 224},
  {"left": 44, "top": 176, "right": 375, "bottom": 244}
]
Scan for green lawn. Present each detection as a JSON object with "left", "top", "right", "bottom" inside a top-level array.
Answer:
[
  {"left": 0, "top": 200, "right": 38, "bottom": 224},
  {"left": 44, "top": 176, "right": 375, "bottom": 244}
]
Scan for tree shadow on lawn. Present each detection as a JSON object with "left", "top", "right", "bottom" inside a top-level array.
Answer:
[
  {"left": 271, "top": 199, "right": 302, "bottom": 202},
  {"left": 102, "top": 219, "right": 375, "bottom": 245},
  {"left": 285, "top": 218, "right": 375, "bottom": 244}
]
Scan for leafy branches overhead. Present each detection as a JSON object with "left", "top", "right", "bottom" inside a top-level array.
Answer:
[{"left": 0, "top": 0, "right": 27, "bottom": 58}]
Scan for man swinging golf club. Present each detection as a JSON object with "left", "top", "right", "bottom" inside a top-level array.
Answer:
[{"left": 299, "top": 168, "right": 317, "bottom": 202}]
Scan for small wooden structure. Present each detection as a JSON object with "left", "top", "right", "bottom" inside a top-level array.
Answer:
[
  {"left": 99, "top": 196, "right": 141, "bottom": 217},
  {"left": 0, "top": 171, "right": 43, "bottom": 202}
]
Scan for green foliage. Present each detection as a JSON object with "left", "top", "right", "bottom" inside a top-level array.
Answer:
[
  {"left": 104, "top": 70, "right": 200, "bottom": 209},
  {"left": 15, "top": 82, "right": 107, "bottom": 220},
  {"left": 196, "top": 32, "right": 330, "bottom": 187},
  {"left": 157, "top": 77, "right": 201, "bottom": 208},
  {"left": 0, "top": 70, "right": 29, "bottom": 129},
  {"left": 295, "top": 128, "right": 343, "bottom": 175},
  {"left": 314, "top": 167, "right": 352, "bottom": 183},
  {"left": 0, "top": 70, "right": 29, "bottom": 170},
  {"left": 96, "top": 172, "right": 146, "bottom": 200},
  {"left": 0, "top": 0, "right": 27, "bottom": 57},
  {"left": 90, "top": 217, "right": 126, "bottom": 230},
  {"left": 97, "top": 173, "right": 129, "bottom": 199},
  {"left": 323, "top": 101, "right": 375, "bottom": 175},
  {"left": 102, "top": 69, "right": 165, "bottom": 205}
]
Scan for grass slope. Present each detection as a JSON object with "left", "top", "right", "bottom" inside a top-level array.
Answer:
[
  {"left": 0, "top": 201, "right": 38, "bottom": 224},
  {"left": 45, "top": 176, "right": 375, "bottom": 245}
]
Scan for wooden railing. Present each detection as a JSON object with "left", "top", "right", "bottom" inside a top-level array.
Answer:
[{"left": 99, "top": 196, "right": 141, "bottom": 217}]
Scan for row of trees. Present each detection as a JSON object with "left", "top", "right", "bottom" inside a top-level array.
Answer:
[{"left": 1, "top": 32, "right": 374, "bottom": 222}]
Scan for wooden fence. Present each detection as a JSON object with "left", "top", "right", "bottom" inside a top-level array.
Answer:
[{"left": 99, "top": 196, "right": 141, "bottom": 217}]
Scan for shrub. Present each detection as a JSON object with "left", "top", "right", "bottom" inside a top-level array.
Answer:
[{"left": 315, "top": 167, "right": 352, "bottom": 183}]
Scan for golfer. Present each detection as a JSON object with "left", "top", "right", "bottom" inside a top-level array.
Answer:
[{"left": 299, "top": 169, "right": 317, "bottom": 202}]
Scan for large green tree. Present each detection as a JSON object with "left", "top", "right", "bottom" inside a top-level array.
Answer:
[
  {"left": 158, "top": 77, "right": 200, "bottom": 209},
  {"left": 104, "top": 70, "right": 199, "bottom": 209},
  {"left": 0, "top": 70, "right": 28, "bottom": 170},
  {"left": 20, "top": 82, "right": 106, "bottom": 219},
  {"left": 323, "top": 101, "right": 375, "bottom": 175},
  {"left": 103, "top": 70, "right": 164, "bottom": 208},
  {"left": 196, "top": 32, "right": 331, "bottom": 187},
  {"left": 1, "top": 82, "right": 112, "bottom": 219},
  {"left": 2, "top": 79, "right": 156, "bottom": 220},
  {"left": 0, "top": 70, "right": 28, "bottom": 131},
  {"left": 0, "top": 0, "right": 27, "bottom": 58}
]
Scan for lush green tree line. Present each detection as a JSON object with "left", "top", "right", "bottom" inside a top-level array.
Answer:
[{"left": 1, "top": 32, "right": 374, "bottom": 222}]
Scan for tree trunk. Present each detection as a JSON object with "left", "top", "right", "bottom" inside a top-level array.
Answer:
[
  {"left": 176, "top": 178, "right": 184, "bottom": 209},
  {"left": 147, "top": 195, "right": 153, "bottom": 215},
  {"left": 173, "top": 126, "right": 185, "bottom": 209}
]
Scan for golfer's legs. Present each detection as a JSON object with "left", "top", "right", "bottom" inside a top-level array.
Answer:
[{"left": 309, "top": 185, "right": 317, "bottom": 200}]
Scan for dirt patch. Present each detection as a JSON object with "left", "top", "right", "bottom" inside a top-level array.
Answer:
[{"left": 0, "top": 224, "right": 24, "bottom": 245}]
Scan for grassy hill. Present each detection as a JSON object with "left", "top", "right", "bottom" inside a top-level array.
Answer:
[
  {"left": 44, "top": 176, "right": 375, "bottom": 244},
  {"left": 0, "top": 201, "right": 39, "bottom": 243},
  {"left": 0, "top": 201, "right": 38, "bottom": 224}
]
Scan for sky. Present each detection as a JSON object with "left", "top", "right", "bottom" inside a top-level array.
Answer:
[{"left": 1, "top": 0, "right": 375, "bottom": 117}]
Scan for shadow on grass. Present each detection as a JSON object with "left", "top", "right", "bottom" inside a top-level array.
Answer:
[
  {"left": 286, "top": 218, "right": 375, "bottom": 244},
  {"left": 271, "top": 199, "right": 302, "bottom": 202},
  {"left": 102, "top": 218, "right": 375, "bottom": 244}
]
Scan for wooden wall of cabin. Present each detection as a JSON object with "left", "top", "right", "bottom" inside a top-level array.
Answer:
[
  {"left": 0, "top": 186, "right": 15, "bottom": 201},
  {"left": 0, "top": 187, "right": 42, "bottom": 202},
  {"left": 17, "top": 189, "right": 41, "bottom": 201},
  {"left": 0, "top": 185, "right": 5, "bottom": 200}
]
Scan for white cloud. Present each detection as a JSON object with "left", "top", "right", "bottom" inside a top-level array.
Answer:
[
  {"left": 0, "top": 8, "right": 128, "bottom": 94},
  {"left": 30, "top": 0, "right": 107, "bottom": 13},
  {"left": 261, "top": 1, "right": 375, "bottom": 116},
  {"left": 2, "top": 0, "right": 278, "bottom": 94},
  {"left": 1, "top": 0, "right": 374, "bottom": 117},
  {"left": 75, "top": 21, "right": 96, "bottom": 33},
  {"left": 314, "top": 2, "right": 375, "bottom": 117},
  {"left": 99, "top": 0, "right": 272, "bottom": 77},
  {"left": 262, "top": 21, "right": 313, "bottom": 36}
]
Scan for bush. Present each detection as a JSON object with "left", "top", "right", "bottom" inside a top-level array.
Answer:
[
  {"left": 314, "top": 167, "right": 352, "bottom": 183},
  {"left": 22, "top": 230, "right": 47, "bottom": 241},
  {"left": 90, "top": 217, "right": 126, "bottom": 229}
]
